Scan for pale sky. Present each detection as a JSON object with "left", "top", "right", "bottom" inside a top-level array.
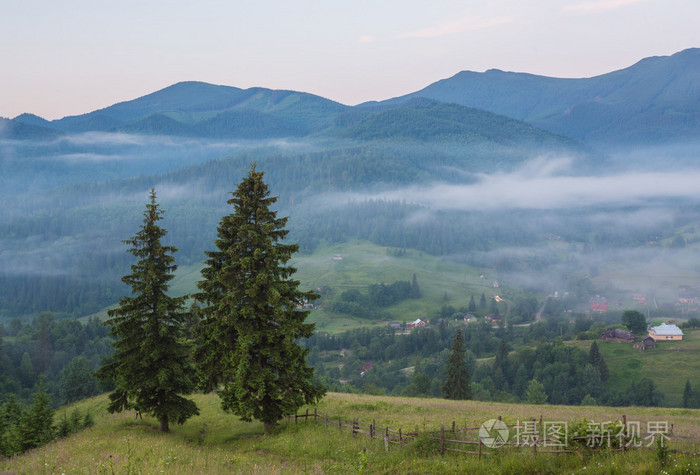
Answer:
[{"left": 1, "top": 0, "right": 698, "bottom": 120}]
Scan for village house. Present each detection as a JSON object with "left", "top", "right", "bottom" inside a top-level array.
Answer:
[
  {"left": 648, "top": 323, "right": 684, "bottom": 341},
  {"left": 633, "top": 336, "right": 656, "bottom": 351},
  {"left": 406, "top": 318, "right": 426, "bottom": 328},
  {"left": 590, "top": 296, "right": 609, "bottom": 313},
  {"left": 600, "top": 328, "right": 634, "bottom": 343}
]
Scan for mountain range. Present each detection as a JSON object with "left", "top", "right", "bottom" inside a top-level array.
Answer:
[{"left": 5, "top": 48, "right": 700, "bottom": 148}]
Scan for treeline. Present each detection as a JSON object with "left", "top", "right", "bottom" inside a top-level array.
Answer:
[
  {"left": 329, "top": 278, "right": 420, "bottom": 320},
  {"left": 0, "top": 313, "right": 111, "bottom": 404}
]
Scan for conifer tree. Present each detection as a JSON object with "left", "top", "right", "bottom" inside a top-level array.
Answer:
[
  {"left": 19, "top": 378, "right": 54, "bottom": 451},
  {"left": 588, "top": 341, "right": 609, "bottom": 382},
  {"left": 683, "top": 380, "right": 693, "bottom": 408},
  {"left": 468, "top": 295, "right": 476, "bottom": 312},
  {"left": 194, "top": 164, "right": 325, "bottom": 432},
  {"left": 96, "top": 189, "right": 198, "bottom": 432},
  {"left": 410, "top": 273, "right": 421, "bottom": 298},
  {"left": 0, "top": 394, "right": 23, "bottom": 456},
  {"left": 525, "top": 379, "right": 548, "bottom": 404},
  {"left": 442, "top": 329, "right": 471, "bottom": 400},
  {"left": 588, "top": 341, "right": 602, "bottom": 367}
]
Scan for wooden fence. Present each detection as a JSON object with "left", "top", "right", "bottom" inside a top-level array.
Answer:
[
  {"left": 286, "top": 408, "right": 418, "bottom": 449},
  {"left": 289, "top": 410, "right": 700, "bottom": 458}
]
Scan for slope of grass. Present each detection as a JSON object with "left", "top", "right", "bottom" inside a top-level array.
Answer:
[
  {"left": 163, "top": 240, "right": 500, "bottom": 333},
  {"left": 3, "top": 392, "right": 700, "bottom": 474},
  {"left": 568, "top": 329, "right": 700, "bottom": 407}
]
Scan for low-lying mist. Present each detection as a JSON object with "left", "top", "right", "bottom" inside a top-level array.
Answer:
[{"left": 2, "top": 140, "right": 700, "bottom": 318}]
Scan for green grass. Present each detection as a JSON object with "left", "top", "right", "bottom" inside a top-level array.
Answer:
[
  {"left": 150, "top": 240, "right": 500, "bottom": 333},
  {"left": 3, "top": 392, "right": 700, "bottom": 474},
  {"left": 568, "top": 329, "right": 700, "bottom": 407},
  {"left": 292, "top": 241, "right": 497, "bottom": 330}
]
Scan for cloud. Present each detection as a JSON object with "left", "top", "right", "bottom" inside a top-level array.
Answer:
[
  {"left": 563, "top": 0, "right": 648, "bottom": 14},
  {"left": 397, "top": 15, "right": 513, "bottom": 39},
  {"left": 319, "top": 158, "right": 700, "bottom": 212}
]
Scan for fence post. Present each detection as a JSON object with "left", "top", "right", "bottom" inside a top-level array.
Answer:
[
  {"left": 622, "top": 415, "right": 627, "bottom": 453},
  {"left": 452, "top": 420, "right": 456, "bottom": 434},
  {"left": 440, "top": 425, "right": 445, "bottom": 456},
  {"left": 325, "top": 413, "right": 328, "bottom": 428},
  {"left": 314, "top": 408, "right": 317, "bottom": 422},
  {"left": 339, "top": 416, "right": 342, "bottom": 431},
  {"left": 478, "top": 438, "right": 482, "bottom": 460},
  {"left": 371, "top": 420, "right": 375, "bottom": 440},
  {"left": 399, "top": 428, "right": 402, "bottom": 444},
  {"left": 295, "top": 413, "right": 298, "bottom": 424},
  {"left": 305, "top": 408, "right": 309, "bottom": 421}
]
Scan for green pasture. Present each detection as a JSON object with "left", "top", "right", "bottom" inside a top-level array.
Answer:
[
  {"left": 3, "top": 392, "right": 700, "bottom": 474},
  {"left": 569, "top": 329, "right": 700, "bottom": 407}
]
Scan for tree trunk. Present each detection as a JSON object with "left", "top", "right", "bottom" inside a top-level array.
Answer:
[
  {"left": 263, "top": 420, "right": 276, "bottom": 434},
  {"left": 160, "top": 415, "right": 170, "bottom": 432}
]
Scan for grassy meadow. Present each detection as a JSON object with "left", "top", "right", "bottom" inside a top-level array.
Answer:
[
  {"left": 569, "top": 329, "right": 700, "bottom": 408},
  {"left": 163, "top": 240, "right": 499, "bottom": 333},
  {"left": 3, "top": 392, "right": 700, "bottom": 474}
]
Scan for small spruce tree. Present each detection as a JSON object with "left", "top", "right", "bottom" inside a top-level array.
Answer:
[
  {"left": 442, "top": 329, "right": 471, "bottom": 400},
  {"left": 96, "top": 189, "right": 198, "bottom": 432},
  {"left": 589, "top": 341, "right": 609, "bottom": 382},
  {"left": 19, "top": 378, "right": 55, "bottom": 451},
  {"left": 410, "top": 273, "right": 421, "bottom": 298},
  {"left": 525, "top": 379, "right": 548, "bottom": 405},
  {"left": 683, "top": 379, "right": 693, "bottom": 408}
]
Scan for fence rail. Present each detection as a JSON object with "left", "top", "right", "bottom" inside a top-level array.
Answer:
[
  {"left": 288, "top": 410, "right": 700, "bottom": 459},
  {"left": 286, "top": 408, "right": 417, "bottom": 446}
]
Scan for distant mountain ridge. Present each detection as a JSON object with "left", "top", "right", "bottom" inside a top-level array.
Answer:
[
  {"left": 6, "top": 48, "right": 698, "bottom": 147},
  {"left": 381, "top": 48, "right": 700, "bottom": 146},
  {"left": 6, "top": 81, "right": 591, "bottom": 160}
]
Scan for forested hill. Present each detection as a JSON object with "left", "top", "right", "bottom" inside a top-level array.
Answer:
[
  {"left": 344, "top": 99, "right": 581, "bottom": 148},
  {"left": 379, "top": 48, "right": 700, "bottom": 146}
]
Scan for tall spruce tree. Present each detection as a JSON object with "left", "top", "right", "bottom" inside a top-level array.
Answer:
[
  {"left": 442, "top": 329, "right": 471, "bottom": 400},
  {"left": 194, "top": 164, "right": 325, "bottom": 432},
  {"left": 96, "top": 189, "right": 198, "bottom": 432}
]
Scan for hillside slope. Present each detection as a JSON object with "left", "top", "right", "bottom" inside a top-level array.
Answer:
[{"left": 2, "top": 392, "right": 699, "bottom": 473}]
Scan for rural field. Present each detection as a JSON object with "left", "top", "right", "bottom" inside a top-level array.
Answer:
[
  {"left": 2, "top": 391, "right": 700, "bottom": 474},
  {"left": 149, "top": 240, "right": 499, "bottom": 333},
  {"left": 568, "top": 329, "right": 700, "bottom": 407}
]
